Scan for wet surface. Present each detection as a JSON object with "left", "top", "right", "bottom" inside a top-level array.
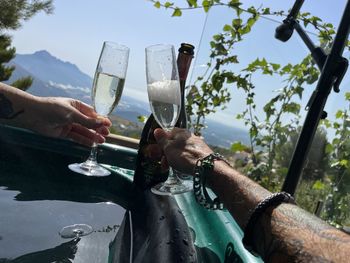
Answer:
[
  {"left": 0, "top": 186, "right": 125, "bottom": 262},
  {"left": 0, "top": 126, "right": 131, "bottom": 262}
]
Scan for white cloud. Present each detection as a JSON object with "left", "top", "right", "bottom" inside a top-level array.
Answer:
[{"left": 48, "top": 81, "right": 90, "bottom": 94}]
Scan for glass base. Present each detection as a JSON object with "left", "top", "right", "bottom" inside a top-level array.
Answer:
[
  {"left": 151, "top": 177, "right": 192, "bottom": 196},
  {"left": 173, "top": 170, "right": 192, "bottom": 180},
  {"left": 59, "top": 224, "right": 93, "bottom": 239},
  {"left": 68, "top": 161, "right": 111, "bottom": 176}
]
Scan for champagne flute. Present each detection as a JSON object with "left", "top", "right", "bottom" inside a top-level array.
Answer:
[
  {"left": 145, "top": 44, "right": 192, "bottom": 195},
  {"left": 69, "top": 41, "right": 129, "bottom": 177}
]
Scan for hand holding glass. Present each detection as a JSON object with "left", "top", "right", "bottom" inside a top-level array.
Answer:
[
  {"left": 145, "top": 44, "right": 192, "bottom": 195},
  {"left": 69, "top": 41, "right": 129, "bottom": 176}
]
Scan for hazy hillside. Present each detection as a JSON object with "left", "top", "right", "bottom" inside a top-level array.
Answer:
[
  {"left": 203, "top": 119, "right": 250, "bottom": 148},
  {"left": 7, "top": 62, "right": 73, "bottom": 98}
]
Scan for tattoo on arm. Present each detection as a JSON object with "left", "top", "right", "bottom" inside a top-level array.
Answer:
[
  {"left": 0, "top": 93, "right": 24, "bottom": 119},
  {"left": 255, "top": 204, "right": 350, "bottom": 262}
]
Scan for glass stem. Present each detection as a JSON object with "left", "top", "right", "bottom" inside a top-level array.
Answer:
[
  {"left": 87, "top": 142, "right": 98, "bottom": 163},
  {"left": 166, "top": 167, "right": 181, "bottom": 184}
]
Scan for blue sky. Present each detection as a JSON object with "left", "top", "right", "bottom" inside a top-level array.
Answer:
[
  {"left": 10, "top": 0, "right": 206, "bottom": 99},
  {"left": 9, "top": 0, "right": 349, "bottom": 127}
]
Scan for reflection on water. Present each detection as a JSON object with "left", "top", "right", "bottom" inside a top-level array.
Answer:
[
  {"left": 0, "top": 158, "right": 127, "bottom": 262},
  {"left": 0, "top": 238, "right": 79, "bottom": 263},
  {"left": 0, "top": 185, "right": 125, "bottom": 262},
  {"left": 0, "top": 124, "right": 141, "bottom": 262}
]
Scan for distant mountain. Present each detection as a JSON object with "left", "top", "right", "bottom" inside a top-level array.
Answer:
[
  {"left": 13, "top": 50, "right": 92, "bottom": 87},
  {"left": 6, "top": 51, "right": 91, "bottom": 103},
  {"left": 8, "top": 62, "right": 73, "bottom": 98},
  {"left": 7, "top": 50, "right": 249, "bottom": 148},
  {"left": 8, "top": 50, "right": 152, "bottom": 113}
]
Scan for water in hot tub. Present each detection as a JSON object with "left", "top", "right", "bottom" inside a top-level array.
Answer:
[{"left": 0, "top": 186, "right": 125, "bottom": 262}]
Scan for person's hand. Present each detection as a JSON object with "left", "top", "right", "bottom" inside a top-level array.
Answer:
[
  {"left": 31, "top": 97, "right": 112, "bottom": 146},
  {"left": 154, "top": 127, "right": 213, "bottom": 175}
]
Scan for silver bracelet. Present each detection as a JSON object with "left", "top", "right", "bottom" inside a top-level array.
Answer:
[{"left": 193, "top": 153, "right": 230, "bottom": 210}]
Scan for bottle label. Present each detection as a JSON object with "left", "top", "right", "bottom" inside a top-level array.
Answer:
[
  {"left": 133, "top": 143, "right": 169, "bottom": 189},
  {"left": 141, "top": 158, "right": 168, "bottom": 187}
]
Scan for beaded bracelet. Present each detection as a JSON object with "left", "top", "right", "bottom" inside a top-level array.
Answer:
[
  {"left": 242, "top": 191, "right": 295, "bottom": 256},
  {"left": 193, "top": 153, "right": 230, "bottom": 210}
]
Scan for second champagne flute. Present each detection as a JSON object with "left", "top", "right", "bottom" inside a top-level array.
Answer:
[
  {"left": 68, "top": 41, "right": 129, "bottom": 177},
  {"left": 145, "top": 44, "right": 192, "bottom": 195}
]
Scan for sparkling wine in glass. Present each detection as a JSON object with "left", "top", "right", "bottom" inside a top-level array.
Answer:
[
  {"left": 68, "top": 41, "right": 129, "bottom": 177},
  {"left": 146, "top": 44, "right": 192, "bottom": 195}
]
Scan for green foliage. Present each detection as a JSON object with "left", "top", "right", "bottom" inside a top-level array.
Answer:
[
  {"left": 149, "top": 0, "right": 350, "bottom": 227},
  {"left": 186, "top": 6, "right": 260, "bottom": 135},
  {"left": 11, "top": 76, "right": 33, "bottom": 91},
  {"left": 172, "top": 8, "right": 182, "bottom": 17},
  {"left": 0, "top": 0, "right": 53, "bottom": 31},
  {"left": 137, "top": 115, "right": 147, "bottom": 124},
  {"left": 316, "top": 93, "right": 350, "bottom": 226},
  {"left": 231, "top": 141, "right": 249, "bottom": 152},
  {"left": 295, "top": 179, "right": 331, "bottom": 216},
  {"left": 110, "top": 125, "right": 142, "bottom": 139},
  {"left": 164, "top": 2, "right": 174, "bottom": 8},
  {"left": 0, "top": 35, "right": 16, "bottom": 81},
  {"left": 0, "top": 34, "right": 32, "bottom": 90},
  {"left": 275, "top": 127, "right": 329, "bottom": 182},
  {"left": 232, "top": 55, "right": 323, "bottom": 189},
  {"left": 154, "top": 1, "right": 161, "bottom": 8}
]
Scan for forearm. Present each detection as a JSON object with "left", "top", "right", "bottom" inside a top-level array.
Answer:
[
  {"left": 258, "top": 203, "right": 350, "bottom": 262},
  {"left": 0, "top": 82, "right": 42, "bottom": 129},
  {"left": 207, "top": 161, "right": 350, "bottom": 262},
  {"left": 155, "top": 128, "right": 350, "bottom": 261},
  {"left": 207, "top": 161, "right": 271, "bottom": 228}
]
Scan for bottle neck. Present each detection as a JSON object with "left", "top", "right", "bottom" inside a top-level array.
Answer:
[
  {"left": 177, "top": 51, "right": 193, "bottom": 103},
  {"left": 177, "top": 52, "right": 193, "bottom": 86},
  {"left": 176, "top": 50, "right": 194, "bottom": 129}
]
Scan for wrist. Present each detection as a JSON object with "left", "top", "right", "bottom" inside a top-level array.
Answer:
[
  {"left": 20, "top": 95, "right": 46, "bottom": 131},
  {"left": 193, "top": 153, "right": 231, "bottom": 210},
  {"left": 0, "top": 88, "right": 41, "bottom": 129},
  {"left": 205, "top": 159, "right": 232, "bottom": 188}
]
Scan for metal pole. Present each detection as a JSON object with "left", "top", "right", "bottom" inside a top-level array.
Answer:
[
  {"left": 282, "top": 0, "right": 350, "bottom": 195},
  {"left": 294, "top": 22, "right": 326, "bottom": 70}
]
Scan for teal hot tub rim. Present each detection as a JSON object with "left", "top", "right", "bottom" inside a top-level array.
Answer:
[
  {"left": 0, "top": 124, "right": 139, "bottom": 209},
  {"left": 0, "top": 124, "right": 261, "bottom": 262},
  {"left": 0, "top": 124, "right": 138, "bottom": 170},
  {"left": 175, "top": 193, "right": 262, "bottom": 263}
]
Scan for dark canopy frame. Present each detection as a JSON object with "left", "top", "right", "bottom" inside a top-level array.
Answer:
[{"left": 276, "top": 0, "right": 350, "bottom": 196}]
